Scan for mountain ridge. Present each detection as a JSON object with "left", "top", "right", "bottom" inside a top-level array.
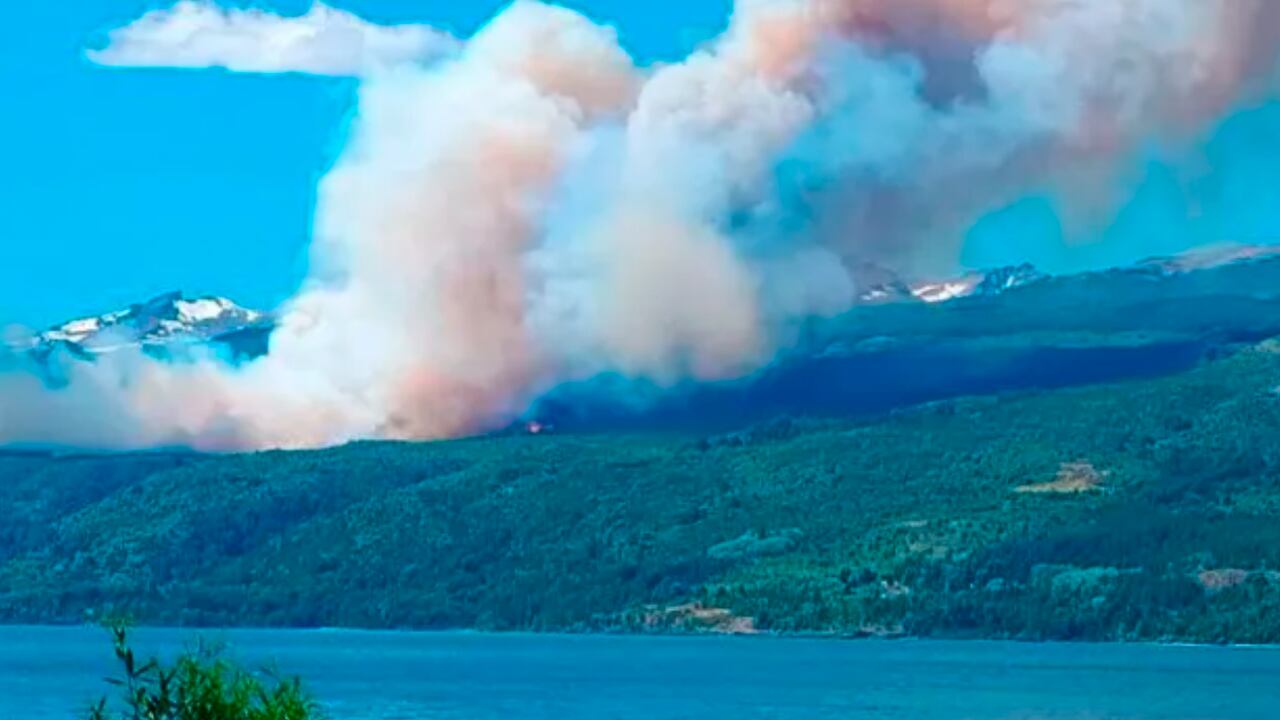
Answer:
[
  {"left": 11, "top": 242, "right": 1279, "bottom": 360},
  {"left": 7, "top": 291, "right": 270, "bottom": 358}
]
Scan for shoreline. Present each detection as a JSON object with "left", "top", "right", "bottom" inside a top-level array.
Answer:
[{"left": 4, "top": 622, "right": 1278, "bottom": 651}]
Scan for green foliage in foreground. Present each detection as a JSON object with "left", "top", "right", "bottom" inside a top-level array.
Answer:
[
  {"left": 2, "top": 343, "right": 1280, "bottom": 644},
  {"left": 87, "top": 623, "right": 319, "bottom": 720}
]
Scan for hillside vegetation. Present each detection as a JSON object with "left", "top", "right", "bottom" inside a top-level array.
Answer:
[{"left": 2, "top": 343, "right": 1280, "bottom": 643}]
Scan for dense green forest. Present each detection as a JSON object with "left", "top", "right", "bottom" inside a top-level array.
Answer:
[{"left": 2, "top": 340, "right": 1280, "bottom": 643}]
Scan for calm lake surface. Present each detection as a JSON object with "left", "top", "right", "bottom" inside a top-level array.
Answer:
[{"left": 3, "top": 626, "right": 1279, "bottom": 719}]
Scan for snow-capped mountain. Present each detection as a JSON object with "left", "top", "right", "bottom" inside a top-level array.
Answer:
[
  {"left": 1134, "top": 242, "right": 1280, "bottom": 276},
  {"left": 850, "top": 262, "right": 916, "bottom": 304},
  {"left": 852, "top": 261, "right": 1046, "bottom": 305},
  {"left": 881, "top": 243, "right": 1279, "bottom": 307},
  {"left": 904, "top": 263, "right": 1047, "bottom": 304},
  {"left": 908, "top": 274, "right": 983, "bottom": 304},
  {"left": 9, "top": 243, "right": 1277, "bottom": 360},
  {"left": 14, "top": 291, "right": 271, "bottom": 356}
]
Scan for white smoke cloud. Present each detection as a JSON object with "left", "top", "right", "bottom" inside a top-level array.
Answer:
[
  {"left": 87, "top": 1, "right": 459, "bottom": 76},
  {"left": 4, "top": 0, "right": 1279, "bottom": 451}
]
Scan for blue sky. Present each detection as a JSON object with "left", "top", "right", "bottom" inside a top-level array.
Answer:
[
  {"left": 0, "top": 1, "right": 731, "bottom": 328},
  {"left": 3, "top": 1, "right": 1279, "bottom": 328},
  {"left": 962, "top": 103, "right": 1280, "bottom": 274}
]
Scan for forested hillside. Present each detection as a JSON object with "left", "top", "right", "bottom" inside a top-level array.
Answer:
[{"left": 2, "top": 342, "right": 1280, "bottom": 643}]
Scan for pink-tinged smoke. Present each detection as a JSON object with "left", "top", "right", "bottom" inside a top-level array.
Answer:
[{"left": 2, "top": 0, "right": 1279, "bottom": 451}]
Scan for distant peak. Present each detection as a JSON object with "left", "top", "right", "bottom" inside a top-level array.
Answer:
[
  {"left": 1137, "top": 242, "right": 1280, "bottom": 275},
  {"left": 21, "top": 292, "right": 270, "bottom": 355},
  {"left": 906, "top": 263, "right": 1045, "bottom": 305}
]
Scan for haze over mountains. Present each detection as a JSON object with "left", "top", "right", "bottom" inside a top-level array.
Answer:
[
  {"left": 534, "top": 243, "right": 1280, "bottom": 431},
  {"left": 6, "top": 243, "right": 1279, "bottom": 441},
  {"left": 11, "top": 243, "right": 1278, "bottom": 357}
]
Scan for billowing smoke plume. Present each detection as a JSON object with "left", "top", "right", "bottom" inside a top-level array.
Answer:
[{"left": 3, "top": 0, "right": 1278, "bottom": 450}]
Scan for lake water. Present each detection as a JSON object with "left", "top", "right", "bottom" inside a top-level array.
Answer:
[{"left": 3, "top": 626, "right": 1279, "bottom": 719}]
